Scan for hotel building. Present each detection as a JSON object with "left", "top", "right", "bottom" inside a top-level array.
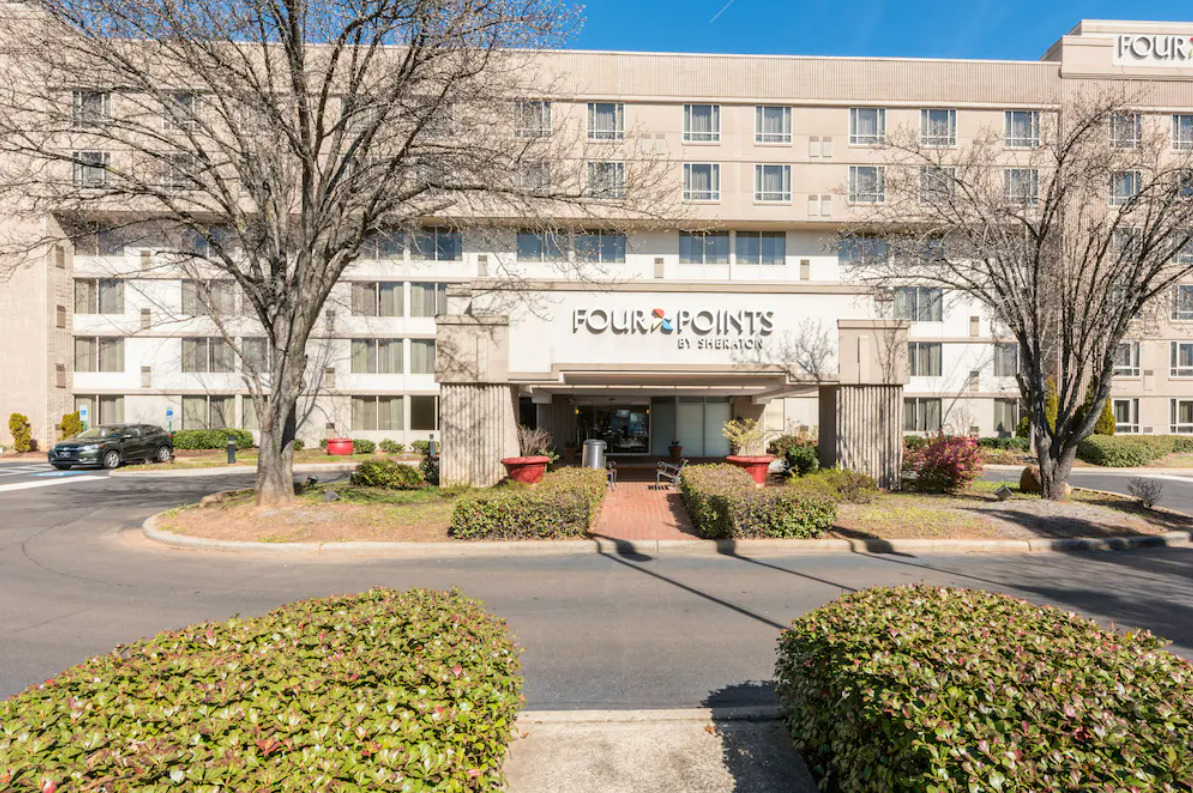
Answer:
[{"left": 2, "top": 19, "right": 1193, "bottom": 486}]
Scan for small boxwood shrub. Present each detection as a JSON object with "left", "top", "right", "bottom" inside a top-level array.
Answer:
[
  {"left": 680, "top": 464, "right": 836, "bottom": 540},
  {"left": 769, "top": 434, "right": 820, "bottom": 477},
  {"left": 776, "top": 585, "right": 1193, "bottom": 793},
  {"left": 411, "top": 439, "right": 432, "bottom": 455},
  {"left": 0, "top": 588, "right": 523, "bottom": 792},
  {"left": 58, "top": 411, "right": 83, "bottom": 439},
  {"left": 292, "top": 438, "right": 305, "bottom": 451},
  {"left": 351, "top": 438, "right": 377, "bottom": 454},
  {"left": 379, "top": 438, "right": 406, "bottom": 454},
  {"left": 906, "top": 435, "right": 983, "bottom": 493},
  {"left": 350, "top": 459, "right": 425, "bottom": 489},
  {"left": 1077, "top": 434, "right": 1193, "bottom": 467},
  {"left": 171, "top": 428, "right": 254, "bottom": 450},
  {"left": 450, "top": 468, "right": 606, "bottom": 540},
  {"left": 791, "top": 468, "right": 878, "bottom": 504},
  {"left": 7, "top": 413, "right": 33, "bottom": 453},
  {"left": 977, "top": 436, "right": 1030, "bottom": 451}
]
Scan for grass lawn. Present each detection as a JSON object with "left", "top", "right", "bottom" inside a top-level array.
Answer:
[
  {"left": 160, "top": 485, "right": 463, "bottom": 543},
  {"left": 123, "top": 448, "right": 419, "bottom": 472}
]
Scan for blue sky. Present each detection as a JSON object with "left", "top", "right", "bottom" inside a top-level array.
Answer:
[{"left": 571, "top": 1, "right": 1191, "bottom": 60}]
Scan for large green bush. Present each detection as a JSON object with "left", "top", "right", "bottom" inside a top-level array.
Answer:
[
  {"left": 350, "top": 459, "right": 425, "bottom": 489},
  {"left": 1077, "top": 434, "right": 1193, "bottom": 467},
  {"left": 0, "top": 588, "right": 523, "bottom": 792},
  {"left": 776, "top": 585, "right": 1193, "bottom": 793},
  {"left": 680, "top": 464, "right": 836, "bottom": 540},
  {"left": 58, "top": 412, "right": 83, "bottom": 439},
  {"left": 769, "top": 434, "right": 820, "bottom": 477},
  {"left": 171, "top": 428, "right": 254, "bottom": 450},
  {"left": 8, "top": 413, "right": 32, "bottom": 453},
  {"left": 450, "top": 468, "right": 606, "bottom": 540},
  {"left": 977, "top": 436, "right": 1030, "bottom": 451},
  {"left": 790, "top": 468, "right": 878, "bottom": 504}
]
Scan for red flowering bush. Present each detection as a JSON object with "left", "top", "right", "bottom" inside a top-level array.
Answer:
[{"left": 907, "top": 434, "right": 983, "bottom": 492}]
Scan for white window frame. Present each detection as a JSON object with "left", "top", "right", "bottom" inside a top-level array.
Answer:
[
  {"left": 71, "top": 89, "right": 110, "bottom": 129},
  {"left": 1114, "top": 341, "right": 1141, "bottom": 377},
  {"left": 1174, "top": 114, "right": 1193, "bottom": 151},
  {"left": 515, "top": 100, "right": 552, "bottom": 138},
  {"left": 679, "top": 231, "right": 730, "bottom": 265},
  {"left": 165, "top": 92, "right": 199, "bottom": 130},
  {"left": 1174, "top": 284, "right": 1193, "bottom": 321},
  {"left": 1172, "top": 398, "right": 1193, "bottom": 434},
  {"left": 919, "top": 166, "right": 957, "bottom": 204},
  {"left": 849, "top": 107, "right": 885, "bottom": 145},
  {"left": 587, "top": 161, "right": 626, "bottom": 199},
  {"left": 682, "top": 163, "right": 721, "bottom": 202},
  {"left": 755, "top": 106, "right": 792, "bottom": 144},
  {"left": 410, "top": 227, "right": 462, "bottom": 262},
  {"left": 734, "top": 231, "right": 786, "bottom": 266},
  {"left": 1172, "top": 341, "right": 1193, "bottom": 378},
  {"left": 894, "top": 286, "right": 944, "bottom": 322},
  {"left": 72, "top": 151, "right": 110, "bottom": 188},
  {"left": 1110, "top": 113, "right": 1142, "bottom": 149},
  {"left": 1004, "top": 110, "right": 1040, "bottom": 149},
  {"left": 1113, "top": 398, "right": 1140, "bottom": 434},
  {"left": 903, "top": 397, "right": 943, "bottom": 433},
  {"left": 920, "top": 108, "right": 956, "bottom": 147},
  {"left": 908, "top": 342, "right": 943, "bottom": 377},
  {"left": 1110, "top": 170, "right": 1141, "bottom": 207},
  {"left": 587, "top": 102, "right": 624, "bottom": 141},
  {"left": 1003, "top": 168, "right": 1039, "bottom": 206},
  {"left": 683, "top": 104, "right": 721, "bottom": 143},
  {"left": 993, "top": 342, "right": 1019, "bottom": 378},
  {"left": 753, "top": 164, "right": 791, "bottom": 203},
  {"left": 848, "top": 165, "right": 885, "bottom": 204}
]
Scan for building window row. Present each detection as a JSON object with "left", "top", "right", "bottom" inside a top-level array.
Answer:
[
  {"left": 675, "top": 231, "right": 786, "bottom": 266},
  {"left": 350, "top": 282, "right": 447, "bottom": 318},
  {"left": 349, "top": 339, "right": 436, "bottom": 375},
  {"left": 351, "top": 395, "right": 439, "bottom": 432},
  {"left": 516, "top": 230, "right": 626, "bottom": 264}
]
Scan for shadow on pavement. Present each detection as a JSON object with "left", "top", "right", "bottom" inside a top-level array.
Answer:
[{"left": 702, "top": 682, "right": 820, "bottom": 793}]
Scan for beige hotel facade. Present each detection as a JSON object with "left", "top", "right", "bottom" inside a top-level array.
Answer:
[{"left": 3, "top": 18, "right": 1193, "bottom": 485}]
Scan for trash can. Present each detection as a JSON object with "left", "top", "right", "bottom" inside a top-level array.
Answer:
[{"left": 582, "top": 439, "right": 607, "bottom": 469}]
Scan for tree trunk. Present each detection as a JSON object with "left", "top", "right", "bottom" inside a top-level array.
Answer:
[
  {"left": 255, "top": 388, "right": 300, "bottom": 507},
  {"left": 1037, "top": 443, "right": 1076, "bottom": 502}
]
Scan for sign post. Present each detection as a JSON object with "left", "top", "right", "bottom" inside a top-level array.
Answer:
[
  {"left": 166, "top": 406, "right": 174, "bottom": 435},
  {"left": 78, "top": 404, "right": 89, "bottom": 431}
]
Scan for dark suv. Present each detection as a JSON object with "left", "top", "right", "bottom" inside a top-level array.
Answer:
[{"left": 49, "top": 424, "right": 174, "bottom": 470}]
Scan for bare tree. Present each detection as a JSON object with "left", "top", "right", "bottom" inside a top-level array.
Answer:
[
  {"left": 0, "top": 1, "right": 671, "bottom": 504},
  {"left": 844, "top": 89, "right": 1193, "bottom": 500}
]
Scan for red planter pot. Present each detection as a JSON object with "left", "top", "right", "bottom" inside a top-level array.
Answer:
[
  {"left": 501, "top": 456, "right": 551, "bottom": 485},
  {"left": 326, "top": 438, "right": 355, "bottom": 456},
  {"left": 726, "top": 455, "right": 775, "bottom": 487}
]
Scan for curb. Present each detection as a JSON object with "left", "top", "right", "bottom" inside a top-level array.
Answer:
[
  {"left": 517, "top": 706, "right": 783, "bottom": 725},
  {"left": 986, "top": 464, "right": 1193, "bottom": 476},
  {"left": 142, "top": 513, "right": 1193, "bottom": 559},
  {"left": 112, "top": 462, "right": 375, "bottom": 478}
]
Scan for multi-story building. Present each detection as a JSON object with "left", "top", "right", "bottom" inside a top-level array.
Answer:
[{"left": 2, "top": 18, "right": 1193, "bottom": 485}]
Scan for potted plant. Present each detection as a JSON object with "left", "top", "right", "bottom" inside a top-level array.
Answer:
[
  {"left": 502, "top": 426, "right": 554, "bottom": 485},
  {"left": 326, "top": 437, "right": 354, "bottom": 456},
  {"left": 722, "top": 418, "right": 775, "bottom": 487},
  {"left": 668, "top": 440, "right": 683, "bottom": 462}
]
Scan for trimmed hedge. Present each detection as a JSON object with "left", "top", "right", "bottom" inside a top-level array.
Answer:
[
  {"left": 351, "top": 438, "right": 377, "bottom": 454},
  {"left": 977, "top": 436, "right": 1030, "bottom": 451},
  {"left": 350, "top": 459, "right": 425, "bottom": 489},
  {"left": 379, "top": 439, "right": 407, "bottom": 454},
  {"left": 776, "top": 585, "right": 1193, "bottom": 793},
  {"left": 171, "top": 428, "right": 254, "bottom": 450},
  {"left": 449, "top": 468, "right": 606, "bottom": 540},
  {"left": 791, "top": 468, "right": 878, "bottom": 504},
  {"left": 1077, "top": 434, "right": 1193, "bottom": 467},
  {"left": 0, "top": 588, "right": 523, "bottom": 792},
  {"left": 680, "top": 464, "right": 836, "bottom": 540}
]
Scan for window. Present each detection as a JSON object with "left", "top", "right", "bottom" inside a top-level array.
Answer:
[
  {"left": 75, "top": 395, "right": 124, "bottom": 425},
  {"left": 515, "top": 100, "right": 552, "bottom": 138},
  {"left": 419, "top": 99, "right": 452, "bottom": 138},
  {"left": 411, "top": 227, "right": 461, "bottom": 261},
  {"left": 1174, "top": 114, "right": 1193, "bottom": 151},
  {"left": 754, "top": 164, "right": 791, "bottom": 202},
  {"left": 181, "top": 280, "right": 236, "bottom": 315},
  {"left": 71, "top": 90, "right": 109, "bottom": 128},
  {"left": 755, "top": 106, "right": 792, "bottom": 144},
  {"left": 682, "top": 163, "right": 720, "bottom": 201},
  {"left": 410, "top": 282, "right": 447, "bottom": 318},
  {"left": 410, "top": 395, "right": 439, "bottom": 431},
  {"left": 1172, "top": 399, "right": 1193, "bottom": 433},
  {"left": 1174, "top": 285, "right": 1193, "bottom": 320},
  {"left": 74, "top": 337, "right": 124, "bottom": 373},
  {"left": 241, "top": 337, "right": 271, "bottom": 373},
  {"left": 74, "top": 279, "right": 124, "bottom": 314},
  {"left": 679, "top": 231, "right": 729, "bottom": 265},
  {"left": 994, "top": 399, "right": 1020, "bottom": 436},
  {"left": 181, "top": 337, "right": 233, "bottom": 373},
  {"left": 994, "top": 342, "right": 1019, "bottom": 377},
  {"left": 1110, "top": 170, "right": 1141, "bottom": 206},
  {"left": 587, "top": 102, "right": 624, "bottom": 140},
  {"left": 351, "top": 282, "right": 403, "bottom": 317},
  {"left": 517, "top": 160, "right": 550, "bottom": 195},
  {"left": 849, "top": 108, "right": 885, "bottom": 145},
  {"left": 587, "top": 161, "right": 626, "bottom": 199},
  {"left": 920, "top": 109, "right": 956, "bottom": 147},
  {"left": 904, "top": 397, "right": 942, "bottom": 433},
  {"left": 72, "top": 151, "right": 110, "bottom": 187},
  {"left": 735, "top": 231, "right": 786, "bottom": 265},
  {"left": 241, "top": 396, "right": 259, "bottom": 430},
  {"left": 361, "top": 229, "right": 405, "bottom": 260},
  {"left": 165, "top": 92, "right": 198, "bottom": 130},
  {"left": 838, "top": 236, "right": 888, "bottom": 268},
  {"left": 1004, "top": 110, "right": 1040, "bottom": 148},
  {"left": 182, "top": 395, "right": 234, "bottom": 430},
  {"left": 161, "top": 153, "right": 197, "bottom": 190},
  {"left": 1173, "top": 342, "right": 1193, "bottom": 377},
  {"left": 683, "top": 104, "right": 720, "bottom": 142},
  {"left": 1113, "top": 398, "right": 1139, "bottom": 434},
  {"left": 1003, "top": 168, "right": 1039, "bottom": 206},
  {"left": 919, "top": 166, "right": 956, "bottom": 203},
  {"left": 575, "top": 230, "right": 626, "bottom": 264},
  {"left": 908, "top": 342, "right": 942, "bottom": 377},
  {"left": 351, "top": 339, "right": 403, "bottom": 374},
  {"left": 1114, "top": 341, "right": 1141, "bottom": 377},
  {"left": 517, "top": 230, "right": 567, "bottom": 263},
  {"left": 848, "top": 166, "right": 885, "bottom": 203},
  {"left": 1110, "top": 113, "right": 1141, "bottom": 149},
  {"left": 894, "top": 286, "right": 943, "bottom": 322},
  {"left": 410, "top": 340, "right": 436, "bottom": 374},
  {"left": 351, "top": 396, "right": 404, "bottom": 432}
]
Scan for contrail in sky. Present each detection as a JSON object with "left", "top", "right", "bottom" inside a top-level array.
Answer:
[{"left": 709, "top": 0, "right": 738, "bottom": 23}]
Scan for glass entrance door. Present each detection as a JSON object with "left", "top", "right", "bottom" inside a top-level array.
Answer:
[{"left": 577, "top": 405, "right": 651, "bottom": 455}]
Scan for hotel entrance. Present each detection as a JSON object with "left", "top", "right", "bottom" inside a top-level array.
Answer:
[
  {"left": 576, "top": 404, "right": 651, "bottom": 455},
  {"left": 648, "top": 396, "right": 732, "bottom": 458}
]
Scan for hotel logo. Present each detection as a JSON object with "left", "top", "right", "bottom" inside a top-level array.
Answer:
[{"left": 1115, "top": 34, "right": 1193, "bottom": 67}]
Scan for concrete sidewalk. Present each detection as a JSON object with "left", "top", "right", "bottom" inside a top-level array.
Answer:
[{"left": 506, "top": 709, "right": 819, "bottom": 793}]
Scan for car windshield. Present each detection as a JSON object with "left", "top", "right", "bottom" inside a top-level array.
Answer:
[{"left": 75, "top": 427, "right": 113, "bottom": 439}]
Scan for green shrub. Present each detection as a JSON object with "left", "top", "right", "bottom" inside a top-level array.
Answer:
[
  {"left": 776, "top": 585, "right": 1193, "bottom": 793},
  {"left": 350, "top": 459, "right": 425, "bottom": 489},
  {"left": 907, "top": 435, "right": 984, "bottom": 493},
  {"left": 1093, "top": 395, "right": 1117, "bottom": 435},
  {"left": 1074, "top": 434, "right": 1193, "bottom": 467},
  {"left": 679, "top": 464, "right": 836, "bottom": 540},
  {"left": 779, "top": 443, "right": 820, "bottom": 477},
  {"left": 450, "top": 468, "right": 606, "bottom": 540},
  {"left": 411, "top": 439, "right": 431, "bottom": 455},
  {"left": 792, "top": 468, "right": 878, "bottom": 504},
  {"left": 0, "top": 588, "right": 523, "bottom": 792},
  {"left": 421, "top": 455, "right": 440, "bottom": 486},
  {"left": 351, "top": 438, "right": 377, "bottom": 454},
  {"left": 1015, "top": 414, "right": 1030, "bottom": 437},
  {"left": 58, "top": 411, "right": 83, "bottom": 439},
  {"left": 292, "top": 438, "right": 305, "bottom": 451},
  {"left": 319, "top": 438, "right": 329, "bottom": 450},
  {"left": 7, "top": 413, "right": 33, "bottom": 453},
  {"left": 902, "top": 434, "right": 927, "bottom": 453},
  {"left": 977, "top": 436, "right": 1030, "bottom": 451},
  {"left": 379, "top": 438, "right": 406, "bottom": 454},
  {"left": 171, "top": 428, "right": 254, "bottom": 450}
]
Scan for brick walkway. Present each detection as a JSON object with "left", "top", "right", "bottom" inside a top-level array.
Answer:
[{"left": 593, "top": 480, "right": 699, "bottom": 542}]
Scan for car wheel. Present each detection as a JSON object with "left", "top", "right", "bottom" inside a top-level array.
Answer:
[
  {"left": 155, "top": 445, "right": 172, "bottom": 463},
  {"left": 51, "top": 463, "right": 71, "bottom": 470},
  {"left": 102, "top": 449, "right": 121, "bottom": 470}
]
